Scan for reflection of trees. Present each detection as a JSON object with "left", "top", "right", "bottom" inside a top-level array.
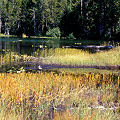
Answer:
[
  {"left": 4, "top": 42, "right": 6, "bottom": 51},
  {"left": 17, "top": 41, "right": 20, "bottom": 55},
  {"left": 0, "top": 41, "right": 2, "bottom": 49},
  {"left": 0, "top": 39, "right": 61, "bottom": 55}
]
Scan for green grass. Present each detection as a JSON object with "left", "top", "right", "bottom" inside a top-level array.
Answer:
[
  {"left": 0, "top": 33, "right": 16, "bottom": 37},
  {"left": 0, "top": 33, "right": 60, "bottom": 39},
  {"left": 56, "top": 68, "right": 120, "bottom": 75},
  {"left": 35, "top": 47, "right": 120, "bottom": 66},
  {"left": 30, "top": 36, "right": 57, "bottom": 39}
]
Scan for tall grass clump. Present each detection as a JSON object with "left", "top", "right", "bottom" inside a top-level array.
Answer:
[
  {"left": 0, "top": 50, "right": 15, "bottom": 68},
  {"left": 0, "top": 50, "right": 23, "bottom": 72},
  {"left": 0, "top": 72, "right": 119, "bottom": 119},
  {"left": 35, "top": 47, "right": 120, "bottom": 66}
]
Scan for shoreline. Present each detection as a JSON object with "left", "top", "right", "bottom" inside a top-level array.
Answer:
[{"left": 23, "top": 61, "right": 120, "bottom": 70}]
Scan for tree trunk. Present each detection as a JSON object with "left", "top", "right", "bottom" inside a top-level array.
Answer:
[
  {"left": 103, "top": 1, "right": 107, "bottom": 36},
  {"left": 110, "top": 27, "right": 113, "bottom": 37},
  {"left": 118, "top": 19, "right": 120, "bottom": 32},
  {"left": 0, "top": 14, "right": 2, "bottom": 33},
  {"left": 81, "top": 0, "right": 83, "bottom": 16},
  {"left": 24, "top": 22, "right": 26, "bottom": 34},
  {"left": 33, "top": 9, "right": 37, "bottom": 36},
  {"left": 4, "top": 22, "right": 10, "bottom": 35},
  {"left": 99, "top": 0, "right": 103, "bottom": 39}
]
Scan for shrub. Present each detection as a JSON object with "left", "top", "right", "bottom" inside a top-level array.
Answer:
[
  {"left": 46, "top": 27, "right": 61, "bottom": 38},
  {"left": 67, "top": 32, "right": 75, "bottom": 39}
]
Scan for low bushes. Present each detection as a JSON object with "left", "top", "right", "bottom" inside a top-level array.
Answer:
[{"left": 46, "top": 27, "right": 61, "bottom": 38}]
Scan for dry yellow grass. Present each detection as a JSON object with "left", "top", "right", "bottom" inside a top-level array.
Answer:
[{"left": 0, "top": 72, "right": 119, "bottom": 119}]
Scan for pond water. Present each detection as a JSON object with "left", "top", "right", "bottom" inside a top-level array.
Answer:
[{"left": 0, "top": 37, "right": 116, "bottom": 55}]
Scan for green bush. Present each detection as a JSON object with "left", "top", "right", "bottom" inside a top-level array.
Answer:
[
  {"left": 67, "top": 32, "right": 75, "bottom": 39},
  {"left": 46, "top": 27, "right": 61, "bottom": 38}
]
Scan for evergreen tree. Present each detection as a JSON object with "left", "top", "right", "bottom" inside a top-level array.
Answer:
[
  {"left": 0, "top": 0, "right": 119, "bottom": 40},
  {"left": 60, "top": 0, "right": 120, "bottom": 40}
]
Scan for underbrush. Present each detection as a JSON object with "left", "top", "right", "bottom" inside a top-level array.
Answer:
[{"left": 0, "top": 72, "right": 119, "bottom": 119}]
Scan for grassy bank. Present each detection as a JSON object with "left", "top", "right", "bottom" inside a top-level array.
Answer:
[
  {"left": 57, "top": 68, "right": 120, "bottom": 75},
  {"left": 0, "top": 72, "right": 119, "bottom": 119},
  {"left": 35, "top": 47, "right": 120, "bottom": 66},
  {"left": 0, "top": 47, "right": 120, "bottom": 73},
  {"left": 0, "top": 33, "right": 58, "bottom": 39},
  {"left": 0, "top": 33, "right": 17, "bottom": 37}
]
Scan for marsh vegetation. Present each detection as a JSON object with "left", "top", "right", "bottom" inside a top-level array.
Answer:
[
  {"left": 0, "top": 72, "right": 120, "bottom": 119},
  {"left": 0, "top": 46, "right": 120, "bottom": 119},
  {"left": 35, "top": 47, "right": 120, "bottom": 66}
]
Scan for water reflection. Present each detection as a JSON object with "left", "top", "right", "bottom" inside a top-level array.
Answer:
[
  {"left": 0, "top": 41, "right": 2, "bottom": 49},
  {"left": 0, "top": 39, "right": 58, "bottom": 55},
  {"left": 0, "top": 37, "right": 117, "bottom": 55}
]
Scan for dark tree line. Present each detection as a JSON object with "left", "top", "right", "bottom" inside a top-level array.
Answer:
[
  {"left": 0, "top": 0, "right": 68, "bottom": 36},
  {"left": 60, "top": 0, "right": 120, "bottom": 40},
  {"left": 0, "top": 0, "right": 120, "bottom": 40}
]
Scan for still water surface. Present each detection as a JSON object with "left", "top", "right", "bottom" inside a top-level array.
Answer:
[{"left": 0, "top": 37, "right": 116, "bottom": 55}]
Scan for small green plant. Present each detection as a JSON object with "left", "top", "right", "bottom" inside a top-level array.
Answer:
[
  {"left": 46, "top": 27, "right": 61, "bottom": 38},
  {"left": 0, "top": 33, "right": 16, "bottom": 37},
  {"left": 67, "top": 32, "right": 75, "bottom": 39}
]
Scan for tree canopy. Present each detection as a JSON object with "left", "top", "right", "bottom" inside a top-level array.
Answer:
[{"left": 0, "top": 0, "right": 120, "bottom": 40}]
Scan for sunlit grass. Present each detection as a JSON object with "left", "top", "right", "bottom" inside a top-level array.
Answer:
[
  {"left": 1, "top": 47, "right": 120, "bottom": 69},
  {"left": 0, "top": 33, "right": 16, "bottom": 37},
  {"left": 0, "top": 50, "right": 13, "bottom": 66},
  {"left": 0, "top": 46, "right": 120, "bottom": 119},
  {"left": 35, "top": 47, "right": 120, "bottom": 66},
  {"left": 57, "top": 68, "right": 120, "bottom": 75},
  {"left": 53, "top": 108, "right": 119, "bottom": 120},
  {"left": 0, "top": 72, "right": 119, "bottom": 119}
]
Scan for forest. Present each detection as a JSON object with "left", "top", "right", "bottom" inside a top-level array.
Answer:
[{"left": 0, "top": 0, "right": 120, "bottom": 40}]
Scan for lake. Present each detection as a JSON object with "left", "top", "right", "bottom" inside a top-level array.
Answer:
[{"left": 0, "top": 37, "right": 116, "bottom": 55}]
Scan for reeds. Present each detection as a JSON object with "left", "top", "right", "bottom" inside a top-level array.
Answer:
[
  {"left": 0, "top": 72, "right": 119, "bottom": 119},
  {"left": 35, "top": 47, "right": 120, "bottom": 66},
  {"left": 1, "top": 47, "right": 120, "bottom": 69},
  {"left": 0, "top": 47, "right": 120, "bottom": 119}
]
